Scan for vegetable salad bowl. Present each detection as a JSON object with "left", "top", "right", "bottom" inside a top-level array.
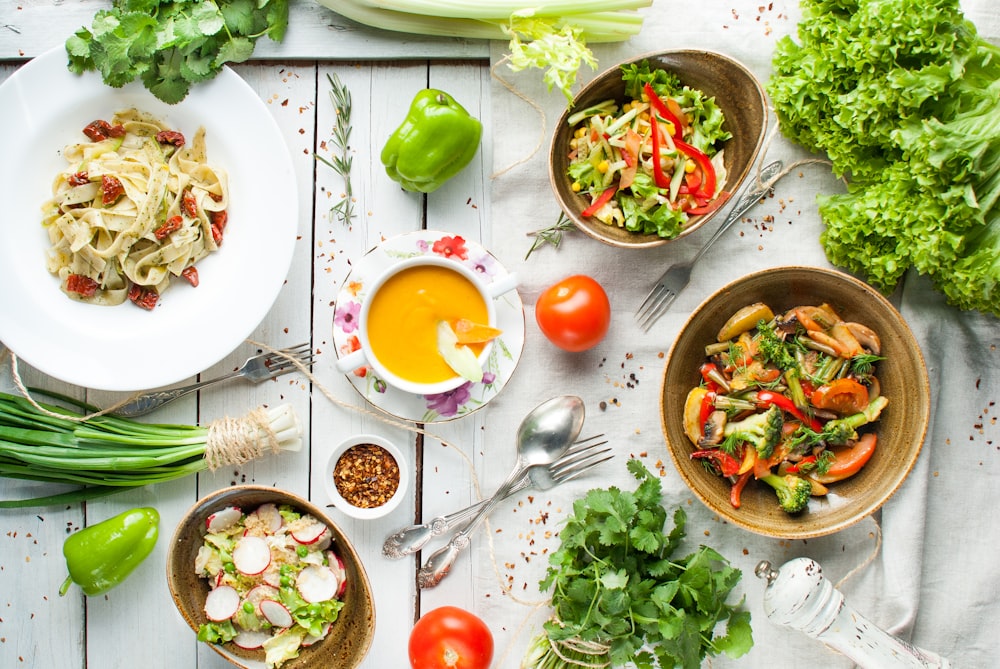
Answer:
[
  {"left": 166, "top": 486, "right": 375, "bottom": 669},
  {"left": 549, "top": 49, "right": 768, "bottom": 249},
  {"left": 660, "top": 267, "right": 931, "bottom": 539}
]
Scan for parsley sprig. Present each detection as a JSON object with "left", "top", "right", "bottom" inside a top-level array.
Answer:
[
  {"left": 316, "top": 72, "right": 356, "bottom": 225},
  {"left": 523, "top": 460, "right": 753, "bottom": 669},
  {"left": 66, "top": 0, "right": 289, "bottom": 104}
]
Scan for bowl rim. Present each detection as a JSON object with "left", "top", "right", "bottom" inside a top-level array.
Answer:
[
  {"left": 323, "top": 433, "right": 409, "bottom": 520},
  {"left": 166, "top": 484, "right": 376, "bottom": 668},
  {"left": 659, "top": 265, "right": 931, "bottom": 539},
  {"left": 549, "top": 47, "right": 769, "bottom": 249}
]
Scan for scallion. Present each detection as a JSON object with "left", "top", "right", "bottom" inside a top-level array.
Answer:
[{"left": 0, "top": 391, "right": 302, "bottom": 508}]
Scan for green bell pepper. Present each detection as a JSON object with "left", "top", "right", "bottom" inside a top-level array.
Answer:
[
  {"left": 381, "top": 88, "right": 483, "bottom": 193},
  {"left": 59, "top": 506, "right": 159, "bottom": 596}
]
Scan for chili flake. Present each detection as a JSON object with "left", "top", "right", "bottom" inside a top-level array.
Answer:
[{"left": 333, "top": 443, "right": 400, "bottom": 508}]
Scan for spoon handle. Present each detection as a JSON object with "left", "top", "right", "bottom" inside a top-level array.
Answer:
[
  {"left": 417, "top": 468, "right": 523, "bottom": 588},
  {"left": 383, "top": 474, "right": 531, "bottom": 559}
]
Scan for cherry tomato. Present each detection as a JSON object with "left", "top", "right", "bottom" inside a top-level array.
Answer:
[
  {"left": 535, "top": 275, "right": 611, "bottom": 352},
  {"left": 408, "top": 606, "right": 494, "bottom": 669},
  {"left": 812, "top": 433, "right": 877, "bottom": 484},
  {"left": 811, "top": 378, "right": 869, "bottom": 415}
]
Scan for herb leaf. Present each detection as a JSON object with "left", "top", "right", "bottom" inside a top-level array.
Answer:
[
  {"left": 524, "top": 459, "right": 753, "bottom": 669},
  {"left": 67, "top": 0, "right": 289, "bottom": 104}
]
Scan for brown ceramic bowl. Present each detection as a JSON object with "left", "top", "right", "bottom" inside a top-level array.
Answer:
[
  {"left": 660, "top": 267, "right": 930, "bottom": 539},
  {"left": 167, "top": 486, "right": 375, "bottom": 668},
  {"left": 550, "top": 49, "right": 768, "bottom": 249}
]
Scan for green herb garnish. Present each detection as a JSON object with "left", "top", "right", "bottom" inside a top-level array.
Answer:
[
  {"left": 522, "top": 459, "right": 753, "bottom": 669},
  {"left": 65, "top": 0, "right": 289, "bottom": 104},
  {"left": 316, "top": 72, "right": 356, "bottom": 225},
  {"left": 525, "top": 212, "right": 575, "bottom": 259}
]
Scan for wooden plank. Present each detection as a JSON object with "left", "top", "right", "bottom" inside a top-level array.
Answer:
[{"left": 0, "top": 1, "right": 489, "bottom": 61}]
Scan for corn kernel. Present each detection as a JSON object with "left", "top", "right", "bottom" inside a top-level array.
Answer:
[
  {"left": 685, "top": 160, "right": 696, "bottom": 173},
  {"left": 663, "top": 122, "right": 676, "bottom": 136},
  {"left": 597, "top": 160, "right": 610, "bottom": 174},
  {"left": 571, "top": 182, "right": 582, "bottom": 192}
]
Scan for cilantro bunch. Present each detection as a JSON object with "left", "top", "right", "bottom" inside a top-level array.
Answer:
[
  {"left": 66, "top": 0, "right": 289, "bottom": 104},
  {"left": 522, "top": 460, "right": 753, "bottom": 669}
]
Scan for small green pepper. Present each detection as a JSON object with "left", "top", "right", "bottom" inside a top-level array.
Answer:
[
  {"left": 381, "top": 88, "right": 483, "bottom": 193},
  {"left": 59, "top": 506, "right": 159, "bottom": 597}
]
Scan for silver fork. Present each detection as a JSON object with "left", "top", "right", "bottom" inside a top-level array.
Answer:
[
  {"left": 635, "top": 160, "right": 784, "bottom": 331},
  {"left": 112, "top": 343, "right": 315, "bottom": 417},
  {"left": 382, "top": 434, "right": 611, "bottom": 559}
]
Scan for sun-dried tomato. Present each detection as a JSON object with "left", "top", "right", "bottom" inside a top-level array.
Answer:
[
  {"left": 210, "top": 209, "right": 228, "bottom": 231},
  {"left": 155, "top": 130, "right": 185, "bottom": 147},
  {"left": 181, "top": 190, "right": 198, "bottom": 218},
  {"left": 128, "top": 285, "right": 159, "bottom": 310},
  {"left": 66, "top": 274, "right": 99, "bottom": 298},
  {"left": 82, "top": 120, "right": 125, "bottom": 142},
  {"left": 101, "top": 175, "right": 125, "bottom": 205},
  {"left": 68, "top": 172, "right": 90, "bottom": 187},
  {"left": 210, "top": 222, "right": 225, "bottom": 245},
  {"left": 155, "top": 215, "right": 184, "bottom": 240},
  {"left": 181, "top": 266, "right": 199, "bottom": 287}
]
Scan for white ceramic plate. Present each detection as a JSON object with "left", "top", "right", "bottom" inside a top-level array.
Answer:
[{"left": 0, "top": 47, "right": 297, "bottom": 391}]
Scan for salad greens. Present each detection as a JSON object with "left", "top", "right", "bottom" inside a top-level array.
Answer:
[
  {"left": 66, "top": 0, "right": 289, "bottom": 104},
  {"left": 768, "top": 0, "right": 1000, "bottom": 316},
  {"left": 566, "top": 61, "right": 731, "bottom": 239},
  {"left": 521, "top": 459, "right": 752, "bottom": 669}
]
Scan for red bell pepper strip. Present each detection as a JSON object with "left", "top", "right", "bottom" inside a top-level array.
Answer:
[
  {"left": 643, "top": 83, "right": 684, "bottom": 139},
  {"left": 673, "top": 138, "right": 717, "bottom": 199},
  {"left": 699, "top": 390, "right": 717, "bottom": 427},
  {"left": 649, "top": 117, "right": 672, "bottom": 189},
  {"left": 687, "top": 191, "right": 730, "bottom": 216},
  {"left": 730, "top": 470, "right": 753, "bottom": 508},
  {"left": 581, "top": 185, "right": 617, "bottom": 217},
  {"left": 756, "top": 390, "right": 824, "bottom": 432},
  {"left": 785, "top": 455, "right": 816, "bottom": 474},
  {"left": 691, "top": 449, "right": 741, "bottom": 477}
]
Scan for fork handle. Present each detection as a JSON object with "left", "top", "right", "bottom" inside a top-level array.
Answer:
[
  {"left": 112, "top": 370, "right": 242, "bottom": 417},
  {"left": 382, "top": 474, "right": 531, "bottom": 559}
]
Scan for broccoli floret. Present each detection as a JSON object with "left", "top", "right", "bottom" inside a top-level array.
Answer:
[
  {"left": 820, "top": 395, "right": 889, "bottom": 446},
  {"left": 722, "top": 404, "right": 784, "bottom": 458},
  {"left": 760, "top": 474, "right": 812, "bottom": 513}
]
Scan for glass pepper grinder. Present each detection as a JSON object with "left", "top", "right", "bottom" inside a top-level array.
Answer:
[{"left": 755, "top": 558, "right": 951, "bottom": 669}]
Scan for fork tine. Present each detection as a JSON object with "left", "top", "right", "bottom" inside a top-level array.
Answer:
[
  {"left": 270, "top": 342, "right": 311, "bottom": 358},
  {"left": 552, "top": 454, "right": 614, "bottom": 484},
  {"left": 635, "top": 284, "right": 665, "bottom": 320},
  {"left": 569, "top": 433, "right": 606, "bottom": 449},
  {"left": 638, "top": 290, "right": 678, "bottom": 332},
  {"left": 265, "top": 352, "right": 316, "bottom": 378}
]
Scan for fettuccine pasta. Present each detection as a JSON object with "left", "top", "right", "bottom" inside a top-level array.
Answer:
[{"left": 41, "top": 109, "right": 229, "bottom": 309}]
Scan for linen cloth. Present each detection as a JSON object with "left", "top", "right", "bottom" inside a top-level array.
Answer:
[{"left": 478, "top": 1, "right": 1000, "bottom": 666}]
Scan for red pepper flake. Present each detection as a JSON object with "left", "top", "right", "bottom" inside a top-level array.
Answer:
[{"left": 333, "top": 443, "right": 400, "bottom": 508}]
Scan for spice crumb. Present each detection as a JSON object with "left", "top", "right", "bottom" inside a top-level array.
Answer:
[{"left": 333, "top": 443, "right": 400, "bottom": 508}]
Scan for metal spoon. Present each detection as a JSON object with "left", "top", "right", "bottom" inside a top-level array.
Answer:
[{"left": 415, "top": 395, "right": 586, "bottom": 588}]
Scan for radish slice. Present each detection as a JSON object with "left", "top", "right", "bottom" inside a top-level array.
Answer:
[
  {"left": 291, "top": 521, "right": 328, "bottom": 546},
  {"left": 232, "top": 536, "right": 271, "bottom": 575},
  {"left": 233, "top": 629, "right": 270, "bottom": 650},
  {"left": 302, "top": 623, "right": 331, "bottom": 647},
  {"left": 244, "top": 584, "right": 279, "bottom": 611},
  {"left": 297, "top": 565, "right": 339, "bottom": 603},
  {"left": 327, "top": 551, "right": 347, "bottom": 598},
  {"left": 251, "top": 503, "right": 283, "bottom": 533},
  {"left": 259, "top": 599, "right": 294, "bottom": 628},
  {"left": 204, "top": 585, "right": 240, "bottom": 621},
  {"left": 314, "top": 529, "right": 332, "bottom": 552},
  {"left": 206, "top": 506, "right": 242, "bottom": 532}
]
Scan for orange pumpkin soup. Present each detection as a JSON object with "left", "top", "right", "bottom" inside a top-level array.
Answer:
[{"left": 367, "top": 264, "right": 489, "bottom": 384}]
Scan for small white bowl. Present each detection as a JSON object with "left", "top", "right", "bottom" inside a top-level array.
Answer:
[{"left": 323, "top": 434, "right": 408, "bottom": 519}]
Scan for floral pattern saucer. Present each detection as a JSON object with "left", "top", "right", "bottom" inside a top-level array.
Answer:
[{"left": 332, "top": 231, "right": 525, "bottom": 423}]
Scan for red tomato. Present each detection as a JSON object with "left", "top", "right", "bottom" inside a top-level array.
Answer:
[
  {"left": 812, "top": 433, "right": 877, "bottom": 484},
  {"left": 535, "top": 275, "right": 611, "bottom": 352},
  {"left": 811, "top": 378, "right": 869, "bottom": 415},
  {"left": 408, "top": 606, "right": 494, "bottom": 669}
]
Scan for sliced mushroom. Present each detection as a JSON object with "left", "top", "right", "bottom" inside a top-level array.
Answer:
[
  {"left": 698, "top": 410, "right": 727, "bottom": 447},
  {"left": 845, "top": 322, "right": 881, "bottom": 355}
]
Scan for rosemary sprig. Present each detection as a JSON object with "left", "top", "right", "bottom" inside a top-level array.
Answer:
[
  {"left": 316, "top": 72, "right": 355, "bottom": 225},
  {"left": 525, "top": 212, "right": 576, "bottom": 259}
]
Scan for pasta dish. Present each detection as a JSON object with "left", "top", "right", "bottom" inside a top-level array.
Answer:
[{"left": 41, "top": 109, "right": 229, "bottom": 309}]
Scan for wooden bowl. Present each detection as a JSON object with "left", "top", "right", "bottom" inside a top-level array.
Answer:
[
  {"left": 549, "top": 49, "right": 768, "bottom": 249},
  {"left": 660, "top": 267, "right": 930, "bottom": 538},
  {"left": 167, "top": 486, "right": 375, "bottom": 668}
]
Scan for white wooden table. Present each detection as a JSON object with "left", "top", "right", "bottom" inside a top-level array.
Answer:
[{"left": 3, "top": 2, "right": 1000, "bottom": 669}]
